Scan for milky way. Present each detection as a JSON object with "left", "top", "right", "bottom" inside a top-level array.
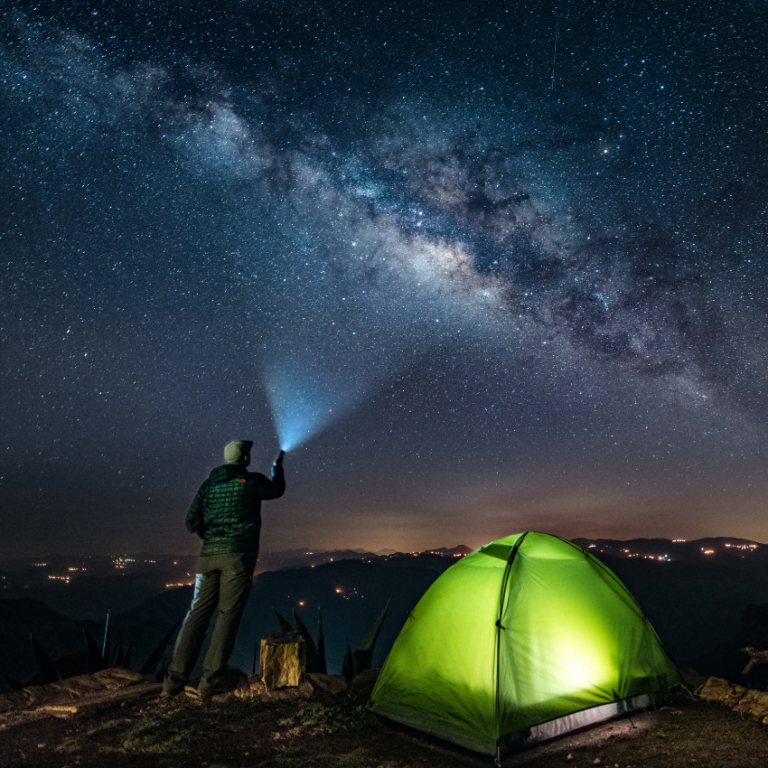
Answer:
[{"left": 2, "top": 0, "right": 768, "bottom": 558}]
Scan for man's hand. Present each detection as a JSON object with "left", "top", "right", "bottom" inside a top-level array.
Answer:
[{"left": 274, "top": 450, "right": 285, "bottom": 467}]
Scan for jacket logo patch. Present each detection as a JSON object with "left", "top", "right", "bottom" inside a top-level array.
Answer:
[{"left": 238, "top": 478, "right": 247, "bottom": 483}]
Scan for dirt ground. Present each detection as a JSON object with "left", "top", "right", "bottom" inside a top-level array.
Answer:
[{"left": 3, "top": 691, "right": 768, "bottom": 768}]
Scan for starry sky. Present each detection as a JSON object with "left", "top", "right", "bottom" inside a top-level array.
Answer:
[{"left": 3, "top": 0, "right": 768, "bottom": 559}]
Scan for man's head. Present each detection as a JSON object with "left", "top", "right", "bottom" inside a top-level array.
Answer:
[{"left": 224, "top": 440, "right": 254, "bottom": 466}]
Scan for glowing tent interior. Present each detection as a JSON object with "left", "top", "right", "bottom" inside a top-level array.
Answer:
[{"left": 370, "top": 532, "right": 682, "bottom": 758}]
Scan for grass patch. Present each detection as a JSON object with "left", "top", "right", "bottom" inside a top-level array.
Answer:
[
  {"left": 277, "top": 700, "right": 380, "bottom": 737},
  {"left": 58, "top": 718, "right": 134, "bottom": 752},
  {"left": 59, "top": 700, "right": 275, "bottom": 755}
]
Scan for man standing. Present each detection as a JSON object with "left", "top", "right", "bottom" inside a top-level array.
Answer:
[{"left": 162, "top": 440, "right": 286, "bottom": 700}]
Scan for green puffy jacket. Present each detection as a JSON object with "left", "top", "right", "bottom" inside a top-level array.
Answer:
[{"left": 185, "top": 462, "right": 285, "bottom": 556}]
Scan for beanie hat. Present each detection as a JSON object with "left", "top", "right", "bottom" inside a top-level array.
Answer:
[{"left": 224, "top": 440, "right": 254, "bottom": 463}]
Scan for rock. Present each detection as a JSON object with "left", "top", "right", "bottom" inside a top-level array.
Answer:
[
  {"left": 39, "top": 705, "right": 79, "bottom": 719},
  {"left": 230, "top": 675, "right": 251, "bottom": 697},
  {"left": 732, "top": 689, "right": 768, "bottom": 719},
  {"left": 0, "top": 668, "right": 160, "bottom": 716},
  {"left": 247, "top": 675, "right": 268, "bottom": 697},
  {"left": 92, "top": 668, "right": 153, "bottom": 688},
  {"left": 0, "top": 691, "right": 32, "bottom": 712},
  {"left": 0, "top": 694, "right": 19, "bottom": 712},
  {"left": 347, "top": 669, "right": 380, "bottom": 703},
  {"left": 696, "top": 677, "right": 747, "bottom": 706},
  {"left": 51, "top": 674, "right": 108, "bottom": 695},
  {"left": 269, "top": 682, "right": 313, "bottom": 700},
  {"left": 298, "top": 680, "right": 313, "bottom": 698},
  {"left": 238, "top": 675, "right": 312, "bottom": 700},
  {"left": 16, "top": 667, "right": 154, "bottom": 707},
  {"left": 260, "top": 635, "right": 306, "bottom": 690},
  {"left": 305, "top": 673, "right": 348, "bottom": 696}
]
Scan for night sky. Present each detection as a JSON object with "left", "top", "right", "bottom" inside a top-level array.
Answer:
[{"left": 3, "top": 0, "right": 768, "bottom": 560}]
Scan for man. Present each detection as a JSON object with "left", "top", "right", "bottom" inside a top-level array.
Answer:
[{"left": 162, "top": 440, "right": 286, "bottom": 700}]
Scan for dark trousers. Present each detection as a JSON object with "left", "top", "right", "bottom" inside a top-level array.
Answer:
[{"left": 163, "top": 552, "right": 257, "bottom": 695}]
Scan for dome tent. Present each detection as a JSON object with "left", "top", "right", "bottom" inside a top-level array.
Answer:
[{"left": 370, "top": 532, "right": 682, "bottom": 759}]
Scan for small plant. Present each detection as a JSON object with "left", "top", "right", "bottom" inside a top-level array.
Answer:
[
  {"left": 273, "top": 600, "right": 390, "bottom": 680},
  {"left": 2, "top": 616, "right": 181, "bottom": 690},
  {"left": 30, "top": 633, "right": 60, "bottom": 684},
  {"left": 273, "top": 607, "right": 327, "bottom": 674},
  {"left": 342, "top": 599, "right": 390, "bottom": 680},
  {"left": 83, "top": 624, "right": 109, "bottom": 673},
  {"left": 139, "top": 619, "right": 180, "bottom": 678}
]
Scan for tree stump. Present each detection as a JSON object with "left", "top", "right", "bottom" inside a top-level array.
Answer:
[{"left": 260, "top": 634, "right": 306, "bottom": 690}]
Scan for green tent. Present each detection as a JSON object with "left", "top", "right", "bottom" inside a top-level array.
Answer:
[{"left": 370, "top": 532, "right": 682, "bottom": 758}]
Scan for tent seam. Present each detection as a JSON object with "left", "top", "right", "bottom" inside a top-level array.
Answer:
[{"left": 494, "top": 531, "right": 529, "bottom": 746}]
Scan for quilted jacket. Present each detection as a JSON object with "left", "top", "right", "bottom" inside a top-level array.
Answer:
[{"left": 186, "top": 462, "right": 285, "bottom": 556}]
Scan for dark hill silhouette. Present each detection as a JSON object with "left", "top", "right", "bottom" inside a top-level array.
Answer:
[
  {"left": 690, "top": 603, "right": 768, "bottom": 689},
  {"left": 0, "top": 597, "right": 72, "bottom": 627},
  {"left": 256, "top": 548, "right": 379, "bottom": 573},
  {"left": 599, "top": 553, "right": 768, "bottom": 665},
  {"left": 2, "top": 571, "right": 196, "bottom": 621},
  {"left": 0, "top": 598, "right": 106, "bottom": 687},
  {"left": 0, "top": 552, "right": 458, "bottom": 686},
  {"left": 122, "top": 546, "right": 768, "bottom": 678},
  {"left": 573, "top": 536, "right": 768, "bottom": 565},
  {"left": 6, "top": 539, "right": 768, "bottom": 690}
]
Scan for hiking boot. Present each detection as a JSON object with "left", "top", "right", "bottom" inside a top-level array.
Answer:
[
  {"left": 198, "top": 673, "right": 242, "bottom": 698},
  {"left": 184, "top": 685, "right": 212, "bottom": 707}
]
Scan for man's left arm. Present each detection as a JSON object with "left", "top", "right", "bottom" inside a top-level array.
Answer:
[{"left": 252, "top": 452, "right": 286, "bottom": 500}]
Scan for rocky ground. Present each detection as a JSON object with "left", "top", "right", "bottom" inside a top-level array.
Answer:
[{"left": 3, "top": 671, "right": 768, "bottom": 768}]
